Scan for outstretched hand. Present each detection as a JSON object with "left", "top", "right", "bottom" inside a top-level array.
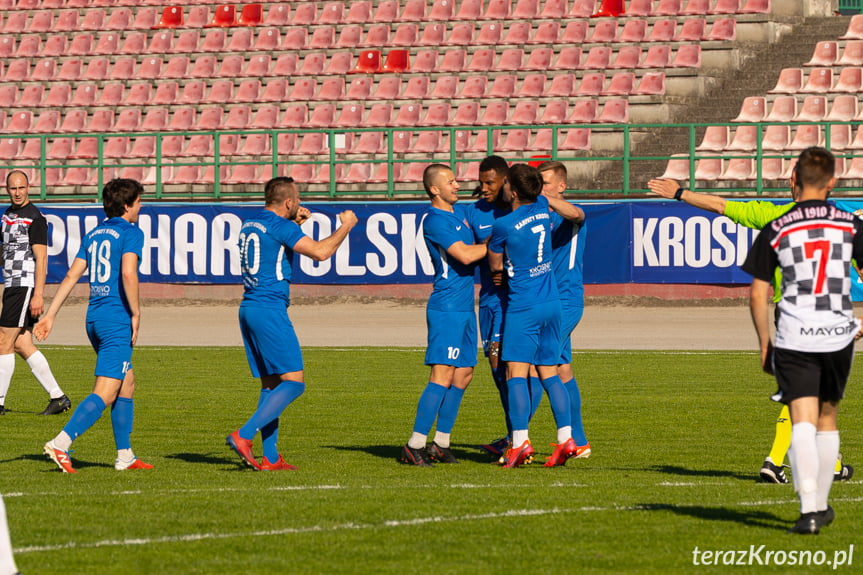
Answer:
[{"left": 647, "top": 179, "right": 680, "bottom": 199}]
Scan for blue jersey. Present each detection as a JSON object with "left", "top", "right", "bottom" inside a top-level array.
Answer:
[
  {"left": 76, "top": 217, "right": 143, "bottom": 325},
  {"left": 489, "top": 195, "right": 559, "bottom": 312},
  {"left": 423, "top": 204, "right": 477, "bottom": 313},
  {"left": 550, "top": 210, "right": 586, "bottom": 304},
  {"left": 464, "top": 198, "right": 510, "bottom": 306},
  {"left": 238, "top": 209, "right": 306, "bottom": 309}
]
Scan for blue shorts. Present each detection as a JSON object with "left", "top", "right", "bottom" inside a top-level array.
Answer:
[
  {"left": 501, "top": 301, "right": 562, "bottom": 366},
  {"left": 86, "top": 320, "right": 133, "bottom": 381},
  {"left": 478, "top": 303, "right": 504, "bottom": 356},
  {"left": 425, "top": 309, "right": 478, "bottom": 368},
  {"left": 239, "top": 305, "right": 303, "bottom": 378},
  {"left": 557, "top": 304, "right": 584, "bottom": 365}
]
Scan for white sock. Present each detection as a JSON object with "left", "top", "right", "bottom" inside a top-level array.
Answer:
[
  {"left": 815, "top": 430, "right": 839, "bottom": 512},
  {"left": 26, "top": 351, "right": 63, "bottom": 399},
  {"left": 0, "top": 495, "right": 20, "bottom": 575},
  {"left": 557, "top": 425, "right": 572, "bottom": 444},
  {"left": 0, "top": 354, "right": 14, "bottom": 406},
  {"left": 408, "top": 432, "right": 427, "bottom": 450},
  {"left": 512, "top": 429, "right": 529, "bottom": 446},
  {"left": 789, "top": 422, "right": 819, "bottom": 514},
  {"left": 53, "top": 431, "right": 73, "bottom": 452},
  {"left": 433, "top": 431, "right": 451, "bottom": 448},
  {"left": 117, "top": 448, "right": 134, "bottom": 462}
]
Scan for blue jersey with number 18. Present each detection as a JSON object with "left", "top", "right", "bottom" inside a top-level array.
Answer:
[
  {"left": 76, "top": 217, "right": 144, "bottom": 325},
  {"left": 238, "top": 209, "right": 306, "bottom": 309}
]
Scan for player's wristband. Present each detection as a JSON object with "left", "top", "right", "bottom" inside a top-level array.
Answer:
[{"left": 674, "top": 187, "right": 685, "bottom": 201}]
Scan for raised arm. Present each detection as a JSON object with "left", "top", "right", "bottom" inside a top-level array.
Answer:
[
  {"left": 292, "top": 210, "right": 359, "bottom": 262},
  {"left": 32, "top": 257, "right": 88, "bottom": 342},
  {"left": 546, "top": 196, "right": 585, "bottom": 224},
  {"left": 647, "top": 178, "right": 727, "bottom": 216},
  {"left": 122, "top": 251, "right": 140, "bottom": 346}
]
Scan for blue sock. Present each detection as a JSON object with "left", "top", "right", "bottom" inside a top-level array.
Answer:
[
  {"left": 239, "top": 380, "right": 304, "bottom": 441},
  {"left": 564, "top": 378, "right": 587, "bottom": 445},
  {"left": 63, "top": 394, "right": 106, "bottom": 442},
  {"left": 411, "top": 382, "right": 447, "bottom": 435},
  {"left": 541, "top": 375, "right": 571, "bottom": 431},
  {"left": 436, "top": 386, "right": 465, "bottom": 434},
  {"left": 493, "top": 365, "right": 512, "bottom": 437},
  {"left": 507, "top": 377, "right": 530, "bottom": 431},
  {"left": 527, "top": 373, "right": 544, "bottom": 423},
  {"left": 256, "top": 389, "right": 280, "bottom": 464},
  {"left": 110, "top": 397, "right": 134, "bottom": 451}
]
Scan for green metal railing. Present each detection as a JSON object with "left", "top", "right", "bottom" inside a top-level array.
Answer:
[
  {"left": 9, "top": 120, "right": 863, "bottom": 201},
  {"left": 839, "top": 0, "right": 863, "bottom": 14}
]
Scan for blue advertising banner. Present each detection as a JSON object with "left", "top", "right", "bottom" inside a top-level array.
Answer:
[{"left": 35, "top": 199, "right": 863, "bottom": 290}]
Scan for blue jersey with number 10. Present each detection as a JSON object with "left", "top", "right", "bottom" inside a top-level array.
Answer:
[
  {"left": 76, "top": 217, "right": 144, "bottom": 325},
  {"left": 239, "top": 209, "right": 306, "bottom": 309},
  {"left": 489, "top": 195, "right": 559, "bottom": 312}
]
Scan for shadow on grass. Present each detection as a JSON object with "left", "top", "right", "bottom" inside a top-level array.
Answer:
[
  {"left": 637, "top": 503, "right": 788, "bottom": 530},
  {"left": 324, "top": 443, "right": 499, "bottom": 464},
  {"left": 14, "top": 452, "right": 111, "bottom": 471},
  {"left": 649, "top": 465, "right": 757, "bottom": 482},
  {"left": 166, "top": 452, "right": 243, "bottom": 467}
]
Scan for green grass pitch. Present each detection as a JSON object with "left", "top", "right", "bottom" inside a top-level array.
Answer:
[{"left": 1, "top": 347, "right": 861, "bottom": 574}]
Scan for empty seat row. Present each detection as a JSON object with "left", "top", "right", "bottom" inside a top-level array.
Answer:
[
  {"left": 769, "top": 67, "right": 863, "bottom": 94},
  {"left": 734, "top": 95, "right": 861, "bottom": 123},
  {"left": 805, "top": 40, "right": 863, "bottom": 67},
  {"left": 663, "top": 154, "right": 863, "bottom": 184},
  {"left": 697, "top": 123, "right": 860, "bottom": 153},
  {"left": 0, "top": 98, "right": 627, "bottom": 136},
  {"left": 619, "top": 0, "right": 770, "bottom": 16}
]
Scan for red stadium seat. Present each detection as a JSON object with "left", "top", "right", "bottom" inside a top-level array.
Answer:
[
  {"left": 351, "top": 50, "right": 382, "bottom": 73},
  {"left": 383, "top": 49, "right": 410, "bottom": 72},
  {"left": 238, "top": 4, "right": 263, "bottom": 26},
  {"left": 154, "top": 6, "right": 183, "bottom": 29},
  {"left": 207, "top": 5, "right": 236, "bottom": 27}
]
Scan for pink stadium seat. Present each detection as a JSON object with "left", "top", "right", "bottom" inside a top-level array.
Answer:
[
  {"left": 392, "top": 23, "right": 418, "bottom": 46},
  {"left": 570, "top": 0, "right": 595, "bottom": 17},
  {"left": 398, "top": 76, "right": 430, "bottom": 100},
  {"left": 188, "top": 56, "right": 215, "bottom": 80},
  {"left": 97, "top": 83, "right": 124, "bottom": 106},
  {"left": 446, "top": 22, "right": 474, "bottom": 45},
  {"left": 626, "top": 0, "right": 652, "bottom": 15},
  {"left": 487, "top": 75, "right": 516, "bottom": 98},
  {"left": 0, "top": 138, "right": 20, "bottom": 160},
  {"left": 806, "top": 41, "right": 838, "bottom": 66},
  {"left": 195, "top": 107, "right": 223, "bottom": 131},
  {"left": 648, "top": 19, "right": 677, "bottom": 42},
  {"left": 540, "top": 0, "right": 567, "bottom": 18},
  {"left": 597, "top": 99, "right": 628, "bottom": 123},
  {"left": 518, "top": 74, "right": 546, "bottom": 98},
  {"left": 559, "top": 127, "right": 590, "bottom": 150},
  {"left": 31, "top": 60, "right": 56, "bottom": 82},
  {"left": 131, "top": 7, "right": 157, "bottom": 30},
  {"left": 505, "top": 22, "right": 532, "bottom": 45},
  {"left": 106, "top": 8, "right": 131, "bottom": 30},
  {"left": 152, "top": 82, "right": 178, "bottom": 105},
  {"left": 837, "top": 41, "right": 863, "bottom": 66},
  {"left": 718, "top": 158, "right": 755, "bottom": 181},
  {"left": 396, "top": 0, "right": 424, "bottom": 21},
  {"left": 500, "top": 129, "right": 530, "bottom": 152},
  {"left": 512, "top": 0, "right": 538, "bottom": 18},
  {"left": 172, "top": 31, "right": 199, "bottom": 54},
  {"left": 0, "top": 37, "right": 14, "bottom": 59},
  {"left": 710, "top": 0, "right": 740, "bottom": 14},
  {"left": 238, "top": 4, "right": 263, "bottom": 26},
  {"left": 314, "top": 77, "right": 345, "bottom": 101},
  {"left": 576, "top": 73, "right": 605, "bottom": 96},
  {"left": 349, "top": 128, "right": 383, "bottom": 154},
  {"left": 117, "top": 32, "right": 145, "bottom": 55},
  {"left": 692, "top": 158, "right": 722, "bottom": 180},
  {"left": 454, "top": 0, "right": 483, "bottom": 20},
  {"left": 278, "top": 105, "right": 307, "bottom": 129},
  {"left": 298, "top": 52, "right": 325, "bottom": 76},
  {"left": 345, "top": 77, "right": 372, "bottom": 100},
  {"left": 544, "top": 74, "right": 575, "bottom": 97},
  {"left": 272, "top": 54, "right": 299, "bottom": 76},
  {"left": 561, "top": 21, "right": 588, "bottom": 45},
  {"left": 319, "top": 2, "right": 345, "bottom": 24},
  {"left": 80, "top": 9, "right": 105, "bottom": 30},
  {"left": 289, "top": 78, "right": 316, "bottom": 101},
  {"left": 473, "top": 21, "right": 501, "bottom": 44},
  {"left": 439, "top": 49, "right": 466, "bottom": 72},
  {"left": 391, "top": 103, "right": 422, "bottom": 127},
  {"left": 466, "top": 130, "right": 500, "bottom": 153},
  {"left": 508, "top": 101, "right": 538, "bottom": 125},
  {"left": 199, "top": 29, "right": 226, "bottom": 52},
  {"left": 310, "top": 27, "right": 335, "bottom": 49},
  {"left": 373, "top": 0, "right": 399, "bottom": 22},
  {"left": 659, "top": 155, "right": 691, "bottom": 180},
  {"left": 3, "top": 60, "right": 28, "bottom": 82},
  {"left": 154, "top": 5, "right": 183, "bottom": 29},
  {"left": 479, "top": 102, "right": 508, "bottom": 125},
  {"left": 418, "top": 23, "right": 445, "bottom": 46},
  {"left": 639, "top": 45, "right": 670, "bottom": 68},
  {"left": 223, "top": 106, "right": 251, "bottom": 130},
  {"left": 297, "top": 132, "right": 325, "bottom": 155},
  {"left": 264, "top": 4, "right": 290, "bottom": 26},
  {"left": 253, "top": 28, "right": 279, "bottom": 51},
  {"left": 841, "top": 14, "right": 863, "bottom": 40},
  {"left": 306, "top": 104, "right": 336, "bottom": 129},
  {"left": 413, "top": 50, "right": 438, "bottom": 72},
  {"left": 162, "top": 57, "right": 189, "bottom": 79},
  {"left": 324, "top": 52, "right": 353, "bottom": 75},
  {"left": 227, "top": 28, "right": 253, "bottom": 52},
  {"left": 827, "top": 95, "right": 858, "bottom": 122},
  {"left": 362, "top": 23, "right": 391, "bottom": 47},
  {"left": 680, "top": 0, "right": 708, "bottom": 14},
  {"left": 833, "top": 67, "right": 863, "bottom": 93},
  {"left": 42, "top": 35, "right": 67, "bottom": 57},
  {"left": 740, "top": 0, "right": 770, "bottom": 13},
  {"left": 427, "top": 0, "right": 455, "bottom": 20},
  {"left": 610, "top": 46, "right": 642, "bottom": 69},
  {"left": 788, "top": 125, "right": 822, "bottom": 151},
  {"left": 235, "top": 80, "right": 261, "bottom": 103},
  {"left": 71, "top": 84, "right": 96, "bottom": 106},
  {"left": 522, "top": 48, "right": 552, "bottom": 70},
  {"left": 365, "top": 103, "right": 393, "bottom": 127},
  {"left": 764, "top": 96, "right": 796, "bottom": 122},
  {"left": 455, "top": 76, "right": 485, "bottom": 98},
  {"left": 801, "top": 68, "right": 832, "bottom": 93},
  {"left": 16, "top": 35, "right": 40, "bottom": 57},
  {"left": 247, "top": 106, "right": 279, "bottom": 130},
  {"left": 529, "top": 21, "right": 559, "bottom": 44},
  {"left": 492, "top": 48, "right": 524, "bottom": 72},
  {"left": 831, "top": 125, "right": 854, "bottom": 150},
  {"left": 589, "top": 20, "right": 617, "bottom": 43},
  {"left": 604, "top": 72, "right": 634, "bottom": 95},
  {"left": 0, "top": 86, "right": 15, "bottom": 108},
  {"left": 87, "top": 110, "right": 114, "bottom": 132},
  {"left": 634, "top": 72, "right": 666, "bottom": 95},
  {"left": 581, "top": 46, "right": 611, "bottom": 70},
  {"left": 410, "top": 131, "right": 444, "bottom": 153},
  {"left": 769, "top": 68, "right": 803, "bottom": 94},
  {"left": 137, "top": 58, "right": 161, "bottom": 80},
  {"left": 551, "top": 47, "right": 582, "bottom": 70},
  {"left": 19, "top": 138, "right": 42, "bottom": 160},
  {"left": 3, "top": 12, "right": 26, "bottom": 33},
  {"left": 207, "top": 5, "right": 237, "bottom": 27},
  {"left": 112, "top": 109, "right": 141, "bottom": 132},
  {"left": 203, "top": 80, "right": 232, "bottom": 104},
  {"left": 59, "top": 111, "right": 86, "bottom": 135},
  {"left": 696, "top": 126, "right": 729, "bottom": 152},
  {"left": 17, "top": 85, "right": 44, "bottom": 107},
  {"left": 372, "top": 77, "right": 401, "bottom": 100},
  {"left": 184, "top": 6, "right": 209, "bottom": 28},
  {"left": 671, "top": 44, "right": 701, "bottom": 67},
  {"left": 141, "top": 108, "right": 169, "bottom": 132},
  {"left": 418, "top": 103, "right": 451, "bottom": 126},
  {"left": 616, "top": 19, "right": 646, "bottom": 42},
  {"left": 676, "top": 18, "right": 705, "bottom": 41},
  {"left": 124, "top": 83, "right": 152, "bottom": 106},
  {"left": 795, "top": 96, "right": 827, "bottom": 122},
  {"left": 337, "top": 25, "right": 362, "bottom": 47},
  {"left": 705, "top": 18, "right": 736, "bottom": 41},
  {"left": 391, "top": 131, "right": 412, "bottom": 153},
  {"left": 215, "top": 56, "right": 242, "bottom": 80},
  {"left": 430, "top": 75, "right": 459, "bottom": 99}
]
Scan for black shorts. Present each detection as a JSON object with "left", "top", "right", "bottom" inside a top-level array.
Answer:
[
  {"left": 773, "top": 342, "right": 854, "bottom": 404},
  {"left": 0, "top": 286, "right": 35, "bottom": 329}
]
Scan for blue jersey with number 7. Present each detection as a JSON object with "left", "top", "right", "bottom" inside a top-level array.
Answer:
[{"left": 75, "top": 217, "right": 144, "bottom": 325}]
